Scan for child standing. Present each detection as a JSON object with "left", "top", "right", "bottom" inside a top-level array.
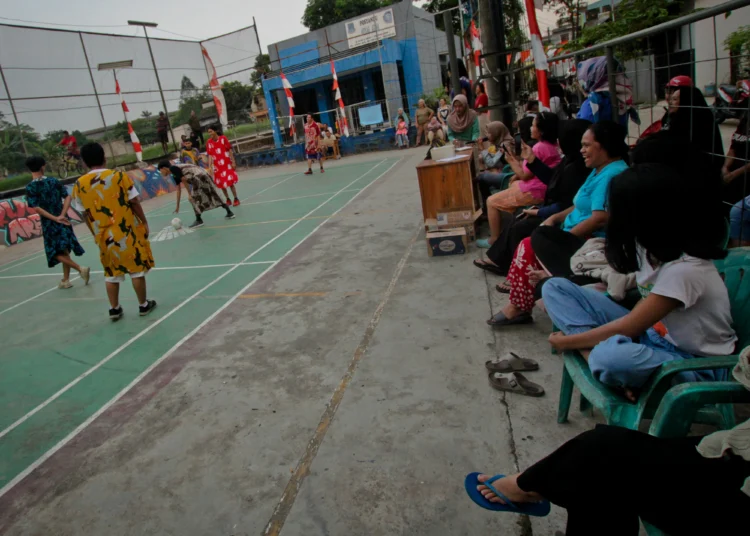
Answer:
[
  {"left": 395, "top": 115, "right": 409, "bottom": 149},
  {"left": 24, "top": 156, "right": 90, "bottom": 289}
]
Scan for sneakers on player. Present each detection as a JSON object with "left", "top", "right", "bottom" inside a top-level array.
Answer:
[
  {"left": 80, "top": 266, "right": 91, "bottom": 285},
  {"left": 225, "top": 211, "right": 236, "bottom": 220},
  {"left": 109, "top": 306, "right": 123, "bottom": 321},
  {"left": 320, "top": 168, "right": 325, "bottom": 173},
  {"left": 58, "top": 279, "right": 73, "bottom": 290},
  {"left": 233, "top": 199, "right": 240, "bottom": 207},
  {"left": 139, "top": 300, "right": 157, "bottom": 316},
  {"left": 189, "top": 219, "right": 205, "bottom": 229},
  {"left": 304, "top": 170, "right": 313, "bottom": 175}
]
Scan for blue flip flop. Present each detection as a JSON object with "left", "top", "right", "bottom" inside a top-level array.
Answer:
[
  {"left": 464, "top": 472, "right": 551, "bottom": 516},
  {"left": 476, "top": 238, "right": 491, "bottom": 249}
]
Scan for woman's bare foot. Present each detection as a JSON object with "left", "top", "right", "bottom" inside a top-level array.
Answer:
[
  {"left": 497, "top": 279, "right": 511, "bottom": 292},
  {"left": 501, "top": 302, "right": 526, "bottom": 320},
  {"left": 477, "top": 473, "right": 543, "bottom": 504},
  {"left": 528, "top": 268, "right": 548, "bottom": 286}
]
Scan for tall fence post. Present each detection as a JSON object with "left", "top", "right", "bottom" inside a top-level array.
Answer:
[
  {"left": 0, "top": 64, "right": 28, "bottom": 156},
  {"left": 443, "top": 11, "right": 461, "bottom": 101},
  {"left": 605, "top": 46, "right": 619, "bottom": 123},
  {"left": 79, "top": 32, "right": 116, "bottom": 165}
]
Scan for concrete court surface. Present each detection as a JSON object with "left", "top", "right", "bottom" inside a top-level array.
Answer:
[{"left": 0, "top": 149, "right": 599, "bottom": 536}]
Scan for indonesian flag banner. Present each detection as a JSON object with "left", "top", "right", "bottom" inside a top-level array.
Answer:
[
  {"left": 201, "top": 45, "right": 228, "bottom": 128},
  {"left": 115, "top": 79, "right": 142, "bottom": 162},
  {"left": 469, "top": 20, "right": 483, "bottom": 70},
  {"left": 280, "top": 73, "right": 295, "bottom": 135},
  {"left": 330, "top": 61, "right": 349, "bottom": 137},
  {"left": 524, "top": 0, "right": 550, "bottom": 108}
]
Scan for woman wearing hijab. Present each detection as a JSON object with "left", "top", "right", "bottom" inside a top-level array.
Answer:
[
  {"left": 477, "top": 112, "right": 562, "bottom": 249},
  {"left": 577, "top": 56, "right": 638, "bottom": 128},
  {"left": 475, "top": 121, "right": 515, "bottom": 212},
  {"left": 447, "top": 95, "right": 480, "bottom": 143},
  {"left": 474, "top": 119, "right": 591, "bottom": 279},
  {"left": 666, "top": 86, "right": 725, "bottom": 174}
]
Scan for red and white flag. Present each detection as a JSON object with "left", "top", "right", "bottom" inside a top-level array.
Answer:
[
  {"left": 469, "top": 21, "right": 483, "bottom": 70},
  {"left": 115, "top": 79, "right": 142, "bottom": 162},
  {"left": 280, "top": 73, "right": 295, "bottom": 135},
  {"left": 524, "top": 0, "right": 550, "bottom": 108},
  {"left": 331, "top": 62, "right": 349, "bottom": 137},
  {"left": 201, "top": 45, "right": 228, "bottom": 128}
]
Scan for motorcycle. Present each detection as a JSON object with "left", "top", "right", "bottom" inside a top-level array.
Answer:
[{"left": 713, "top": 80, "right": 750, "bottom": 124}]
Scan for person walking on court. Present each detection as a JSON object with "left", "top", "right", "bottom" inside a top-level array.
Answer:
[
  {"left": 158, "top": 161, "right": 235, "bottom": 229},
  {"left": 304, "top": 114, "right": 324, "bottom": 175},
  {"left": 72, "top": 143, "right": 156, "bottom": 321},
  {"left": 156, "top": 112, "right": 170, "bottom": 155},
  {"left": 206, "top": 124, "right": 240, "bottom": 206},
  {"left": 189, "top": 110, "right": 204, "bottom": 147},
  {"left": 24, "top": 156, "right": 90, "bottom": 289}
]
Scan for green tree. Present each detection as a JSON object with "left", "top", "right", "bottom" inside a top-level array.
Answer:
[
  {"left": 725, "top": 25, "right": 750, "bottom": 80},
  {"left": 422, "top": 0, "right": 461, "bottom": 33},
  {"left": 301, "top": 0, "right": 397, "bottom": 31},
  {"left": 180, "top": 75, "right": 200, "bottom": 102},
  {"left": 141, "top": 110, "right": 153, "bottom": 119},
  {"left": 251, "top": 53, "right": 271, "bottom": 91},
  {"left": 566, "top": 0, "right": 683, "bottom": 61},
  {"left": 543, "top": 0, "right": 583, "bottom": 42},
  {"left": 221, "top": 80, "right": 255, "bottom": 122}
]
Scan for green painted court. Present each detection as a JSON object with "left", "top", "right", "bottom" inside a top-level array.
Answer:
[{"left": 0, "top": 157, "right": 400, "bottom": 493}]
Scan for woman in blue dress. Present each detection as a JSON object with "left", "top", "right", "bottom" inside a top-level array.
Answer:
[{"left": 25, "top": 156, "right": 89, "bottom": 289}]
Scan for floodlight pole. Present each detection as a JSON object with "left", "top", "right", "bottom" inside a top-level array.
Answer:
[
  {"left": 0, "top": 64, "right": 28, "bottom": 156},
  {"left": 79, "top": 32, "right": 116, "bottom": 163},
  {"left": 129, "top": 21, "right": 178, "bottom": 153}
]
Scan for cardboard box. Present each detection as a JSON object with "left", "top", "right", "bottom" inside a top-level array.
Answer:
[
  {"left": 436, "top": 209, "right": 481, "bottom": 241},
  {"left": 424, "top": 218, "right": 439, "bottom": 232},
  {"left": 426, "top": 228, "right": 467, "bottom": 257}
]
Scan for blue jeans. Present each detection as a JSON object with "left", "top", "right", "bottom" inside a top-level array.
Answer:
[
  {"left": 730, "top": 195, "right": 750, "bottom": 242},
  {"left": 396, "top": 134, "right": 408, "bottom": 147},
  {"left": 542, "top": 278, "right": 726, "bottom": 388}
]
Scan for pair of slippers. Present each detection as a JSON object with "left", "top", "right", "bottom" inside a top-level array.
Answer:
[{"left": 485, "top": 353, "right": 544, "bottom": 397}]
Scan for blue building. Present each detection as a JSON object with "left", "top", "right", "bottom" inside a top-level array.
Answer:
[{"left": 262, "top": 1, "right": 462, "bottom": 148}]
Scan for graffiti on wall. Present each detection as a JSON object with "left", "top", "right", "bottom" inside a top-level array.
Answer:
[{"left": 0, "top": 166, "right": 177, "bottom": 247}]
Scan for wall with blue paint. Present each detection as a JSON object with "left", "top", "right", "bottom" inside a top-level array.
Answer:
[
  {"left": 279, "top": 41, "right": 319, "bottom": 69},
  {"left": 399, "top": 38, "right": 423, "bottom": 119}
]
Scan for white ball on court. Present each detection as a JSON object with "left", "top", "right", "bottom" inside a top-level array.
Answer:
[{"left": 172, "top": 218, "right": 182, "bottom": 230}]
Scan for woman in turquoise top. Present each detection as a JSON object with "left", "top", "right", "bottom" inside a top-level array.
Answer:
[
  {"left": 447, "top": 94, "right": 480, "bottom": 143},
  {"left": 487, "top": 121, "right": 630, "bottom": 327}
]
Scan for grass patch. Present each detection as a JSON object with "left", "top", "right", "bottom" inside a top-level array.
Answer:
[
  {"left": 226, "top": 120, "right": 271, "bottom": 139},
  {"left": 0, "top": 173, "right": 33, "bottom": 194}
]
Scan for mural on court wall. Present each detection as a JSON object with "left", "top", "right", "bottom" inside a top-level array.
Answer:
[{"left": 0, "top": 166, "right": 178, "bottom": 247}]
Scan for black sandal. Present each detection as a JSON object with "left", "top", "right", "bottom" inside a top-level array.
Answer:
[
  {"left": 473, "top": 259, "right": 505, "bottom": 276},
  {"left": 486, "top": 311, "right": 533, "bottom": 327},
  {"left": 496, "top": 281, "right": 511, "bottom": 294},
  {"left": 486, "top": 352, "right": 540, "bottom": 373}
]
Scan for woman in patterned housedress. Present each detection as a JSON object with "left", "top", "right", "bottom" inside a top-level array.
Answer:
[{"left": 206, "top": 124, "right": 240, "bottom": 207}]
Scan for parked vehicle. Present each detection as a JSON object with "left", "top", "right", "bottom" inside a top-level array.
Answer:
[{"left": 713, "top": 80, "right": 750, "bottom": 124}]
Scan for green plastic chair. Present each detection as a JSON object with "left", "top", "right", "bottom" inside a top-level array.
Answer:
[{"left": 557, "top": 247, "right": 750, "bottom": 430}]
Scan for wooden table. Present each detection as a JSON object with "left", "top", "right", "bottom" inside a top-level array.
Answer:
[{"left": 415, "top": 154, "right": 481, "bottom": 222}]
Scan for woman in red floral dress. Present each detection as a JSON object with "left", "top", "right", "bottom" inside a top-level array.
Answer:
[{"left": 206, "top": 124, "right": 240, "bottom": 206}]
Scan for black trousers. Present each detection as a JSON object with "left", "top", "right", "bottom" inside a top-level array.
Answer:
[
  {"left": 486, "top": 213, "right": 543, "bottom": 275},
  {"left": 530, "top": 225, "right": 586, "bottom": 277},
  {"left": 517, "top": 425, "right": 750, "bottom": 536}
]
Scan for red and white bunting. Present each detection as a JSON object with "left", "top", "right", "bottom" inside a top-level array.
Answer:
[
  {"left": 525, "top": 0, "right": 550, "bottom": 108},
  {"left": 115, "top": 80, "right": 142, "bottom": 162},
  {"left": 201, "top": 45, "right": 228, "bottom": 128},
  {"left": 280, "top": 73, "right": 295, "bottom": 135},
  {"left": 330, "top": 62, "right": 349, "bottom": 137}
]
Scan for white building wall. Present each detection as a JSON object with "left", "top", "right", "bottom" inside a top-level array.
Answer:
[{"left": 692, "top": 0, "right": 750, "bottom": 90}]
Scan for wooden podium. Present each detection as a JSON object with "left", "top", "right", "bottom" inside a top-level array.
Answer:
[{"left": 415, "top": 154, "right": 481, "bottom": 221}]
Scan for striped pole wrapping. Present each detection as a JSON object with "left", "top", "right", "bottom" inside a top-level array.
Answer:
[
  {"left": 330, "top": 62, "right": 349, "bottom": 137},
  {"left": 524, "top": 0, "right": 550, "bottom": 108},
  {"left": 280, "top": 73, "right": 295, "bottom": 135},
  {"left": 115, "top": 80, "right": 142, "bottom": 162}
]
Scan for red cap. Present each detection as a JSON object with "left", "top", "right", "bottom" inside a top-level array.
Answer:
[{"left": 666, "top": 75, "right": 693, "bottom": 88}]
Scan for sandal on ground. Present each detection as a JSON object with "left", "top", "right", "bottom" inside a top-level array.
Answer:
[
  {"left": 486, "top": 311, "right": 532, "bottom": 327},
  {"left": 464, "top": 473, "right": 551, "bottom": 515},
  {"left": 496, "top": 281, "right": 511, "bottom": 293},
  {"left": 485, "top": 352, "right": 539, "bottom": 373},
  {"left": 473, "top": 259, "right": 505, "bottom": 276},
  {"left": 488, "top": 372, "right": 545, "bottom": 397}
]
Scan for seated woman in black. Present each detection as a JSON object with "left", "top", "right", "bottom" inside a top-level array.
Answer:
[{"left": 474, "top": 119, "right": 591, "bottom": 279}]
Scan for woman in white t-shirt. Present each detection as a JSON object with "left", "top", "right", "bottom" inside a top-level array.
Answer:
[{"left": 542, "top": 163, "right": 736, "bottom": 395}]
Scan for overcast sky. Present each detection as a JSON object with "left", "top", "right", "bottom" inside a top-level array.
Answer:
[{"left": 0, "top": 0, "right": 310, "bottom": 53}]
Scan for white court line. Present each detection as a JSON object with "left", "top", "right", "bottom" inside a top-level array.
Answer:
[
  {"left": 0, "top": 276, "right": 82, "bottom": 316},
  {"left": 0, "top": 158, "right": 397, "bottom": 473},
  {"left": 148, "top": 188, "right": 363, "bottom": 218},
  {"left": 0, "top": 261, "right": 276, "bottom": 280},
  {"left": 239, "top": 172, "right": 302, "bottom": 203}
]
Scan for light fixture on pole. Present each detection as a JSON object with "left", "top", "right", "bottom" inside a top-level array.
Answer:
[
  {"left": 98, "top": 59, "right": 143, "bottom": 162},
  {"left": 127, "top": 19, "right": 177, "bottom": 153}
]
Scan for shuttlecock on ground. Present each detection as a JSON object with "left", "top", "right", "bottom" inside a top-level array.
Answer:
[{"left": 171, "top": 217, "right": 182, "bottom": 230}]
